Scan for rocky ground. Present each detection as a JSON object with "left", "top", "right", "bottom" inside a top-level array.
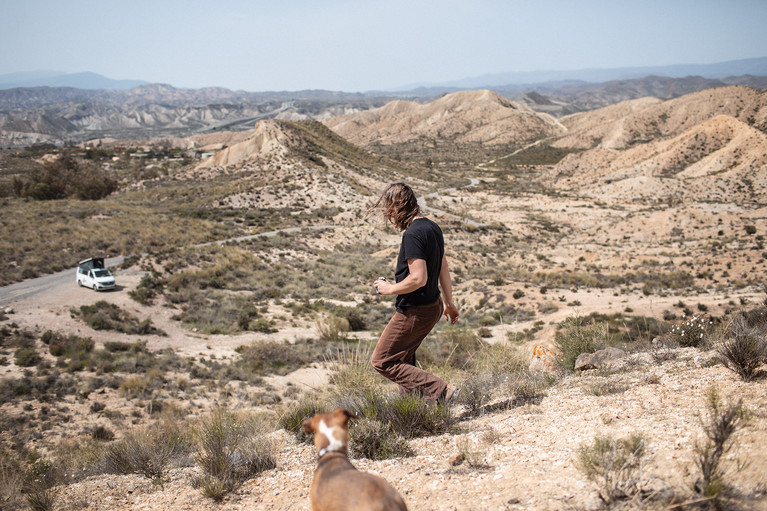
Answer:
[{"left": 46, "top": 347, "right": 767, "bottom": 511}]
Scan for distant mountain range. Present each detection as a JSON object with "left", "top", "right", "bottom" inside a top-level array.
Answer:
[
  {"left": 404, "top": 57, "right": 767, "bottom": 90},
  {"left": 0, "top": 71, "right": 148, "bottom": 91},
  {"left": 2, "top": 57, "right": 766, "bottom": 93}
]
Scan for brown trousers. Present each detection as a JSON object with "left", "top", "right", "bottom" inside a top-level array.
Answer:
[{"left": 371, "top": 300, "right": 447, "bottom": 402}]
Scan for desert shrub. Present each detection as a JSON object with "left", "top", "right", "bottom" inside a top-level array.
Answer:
[
  {"left": 14, "top": 346, "right": 40, "bottom": 367},
  {"left": 326, "top": 341, "right": 382, "bottom": 398},
  {"left": 103, "top": 340, "right": 146, "bottom": 353},
  {"left": 504, "top": 369, "right": 554, "bottom": 403},
  {"left": 338, "top": 307, "right": 367, "bottom": 331},
  {"left": 717, "top": 316, "right": 767, "bottom": 381},
  {"left": 91, "top": 426, "right": 115, "bottom": 442},
  {"left": 104, "top": 422, "right": 189, "bottom": 485},
  {"left": 582, "top": 312, "right": 668, "bottom": 345},
  {"left": 128, "top": 273, "right": 164, "bottom": 305},
  {"left": 462, "top": 341, "right": 553, "bottom": 412},
  {"left": 22, "top": 458, "right": 59, "bottom": 511},
  {"left": 118, "top": 375, "right": 150, "bottom": 398},
  {"left": 740, "top": 297, "right": 767, "bottom": 328},
  {"left": 192, "top": 408, "right": 277, "bottom": 501},
  {"left": 76, "top": 301, "right": 166, "bottom": 336},
  {"left": 51, "top": 437, "right": 108, "bottom": 484},
  {"left": 577, "top": 433, "right": 647, "bottom": 504},
  {"left": 555, "top": 315, "right": 610, "bottom": 370},
  {"left": 237, "top": 305, "right": 259, "bottom": 331},
  {"left": 668, "top": 314, "right": 713, "bottom": 347},
  {"left": 278, "top": 399, "right": 328, "bottom": 443},
  {"left": 44, "top": 332, "right": 97, "bottom": 371},
  {"left": 453, "top": 437, "right": 490, "bottom": 470},
  {"left": 0, "top": 444, "right": 26, "bottom": 510},
  {"left": 420, "top": 326, "right": 486, "bottom": 370},
  {"left": 457, "top": 371, "right": 504, "bottom": 416},
  {"left": 692, "top": 388, "right": 749, "bottom": 503},
  {"left": 23, "top": 482, "right": 56, "bottom": 511},
  {"left": 316, "top": 314, "right": 350, "bottom": 342},
  {"left": 349, "top": 417, "right": 414, "bottom": 460},
  {"left": 235, "top": 339, "right": 316, "bottom": 376},
  {"left": 335, "top": 390, "right": 453, "bottom": 439},
  {"left": 13, "top": 154, "right": 117, "bottom": 201}
]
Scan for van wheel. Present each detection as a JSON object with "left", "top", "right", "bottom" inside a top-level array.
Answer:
[{"left": 93, "top": 283, "right": 98, "bottom": 291}]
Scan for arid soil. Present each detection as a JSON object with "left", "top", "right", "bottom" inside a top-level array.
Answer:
[{"left": 48, "top": 347, "right": 767, "bottom": 511}]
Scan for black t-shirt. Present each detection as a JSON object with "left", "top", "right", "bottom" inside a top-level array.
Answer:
[{"left": 394, "top": 217, "right": 444, "bottom": 311}]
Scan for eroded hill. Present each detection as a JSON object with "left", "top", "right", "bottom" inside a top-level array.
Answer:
[{"left": 323, "top": 89, "right": 566, "bottom": 147}]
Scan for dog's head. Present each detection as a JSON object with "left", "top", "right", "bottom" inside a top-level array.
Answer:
[{"left": 303, "top": 408, "right": 357, "bottom": 457}]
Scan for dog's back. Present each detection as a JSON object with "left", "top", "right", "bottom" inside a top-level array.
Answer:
[{"left": 303, "top": 409, "right": 408, "bottom": 511}]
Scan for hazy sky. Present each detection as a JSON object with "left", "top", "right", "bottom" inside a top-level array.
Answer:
[{"left": 1, "top": 0, "right": 766, "bottom": 92}]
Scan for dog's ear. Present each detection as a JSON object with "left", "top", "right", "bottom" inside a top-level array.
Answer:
[
  {"left": 338, "top": 409, "right": 358, "bottom": 422},
  {"left": 302, "top": 417, "right": 315, "bottom": 434}
]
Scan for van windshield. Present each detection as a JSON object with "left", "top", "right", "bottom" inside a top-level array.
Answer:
[{"left": 93, "top": 269, "right": 112, "bottom": 278}]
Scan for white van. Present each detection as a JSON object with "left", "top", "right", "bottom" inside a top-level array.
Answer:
[{"left": 76, "top": 257, "right": 116, "bottom": 291}]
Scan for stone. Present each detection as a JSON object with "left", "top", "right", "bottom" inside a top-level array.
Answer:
[
  {"left": 529, "top": 344, "right": 558, "bottom": 373},
  {"left": 574, "top": 347, "right": 626, "bottom": 371}
]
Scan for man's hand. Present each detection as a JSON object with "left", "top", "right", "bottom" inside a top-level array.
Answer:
[
  {"left": 443, "top": 302, "right": 459, "bottom": 324},
  {"left": 374, "top": 277, "right": 393, "bottom": 295}
]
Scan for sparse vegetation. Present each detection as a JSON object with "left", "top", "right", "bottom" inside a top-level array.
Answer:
[
  {"left": 12, "top": 154, "right": 117, "bottom": 201},
  {"left": 577, "top": 433, "right": 647, "bottom": 505},
  {"left": 554, "top": 315, "right": 611, "bottom": 370},
  {"left": 104, "top": 422, "right": 189, "bottom": 486},
  {"left": 668, "top": 314, "right": 714, "bottom": 348},
  {"left": 717, "top": 315, "right": 767, "bottom": 381},
  {"left": 3, "top": 85, "right": 767, "bottom": 510},
  {"left": 191, "top": 408, "right": 277, "bottom": 500},
  {"left": 75, "top": 301, "right": 166, "bottom": 336},
  {"left": 692, "top": 388, "right": 749, "bottom": 505}
]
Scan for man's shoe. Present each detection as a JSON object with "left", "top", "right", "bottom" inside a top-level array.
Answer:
[{"left": 443, "top": 385, "right": 460, "bottom": 405}]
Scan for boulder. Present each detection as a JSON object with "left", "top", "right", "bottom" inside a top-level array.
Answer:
[
  {"left": 575, "top": 347, "right": 626, "bottom": 371},
  {"left": 529, "top": 344, "right": 558, "bottom": 373}
]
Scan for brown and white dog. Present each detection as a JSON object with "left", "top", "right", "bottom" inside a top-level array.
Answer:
[{"left": 302, "top": 408, "right": 408, "bottom": 511}]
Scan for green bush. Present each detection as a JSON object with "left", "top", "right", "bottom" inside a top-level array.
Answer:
[
  {"left": 104, "top": 422, "right": 189, "bottom": 485},
  {"left": 668, "top": 314, "right": 713, "bottom": 348},
  {"left": 336, "top": 390, "right": 454, "bottom": 439},
  {"left": 76, "top": 301, "right": 166, "bottom": 336},
  {"left": 693, "top": 388, "right": 749, "bottom": 503},
  {"left": 14, "top": 347, "right": 40, "bottom": 367},
  {"left": 718, "top": 316, "right": 767, "bottom": 381},
  {"left": 278, "top": 399, "right": 327, "bottom": 443},
  {"left": 349, "top": 417, "right": 414, "bottom": 460},
  {"left": 192, "top": 408, "right": 277, "bottom": 501},
  {"left": 577, "top": 433, "right": 647, "bottom": 504},
  {"left": 554, "top": 315, "right": 610, "bottom": 370},
  {"left": 128, "top": 273, "right": 164, "bottom": 305},
  {"left": 13, "top": 154, "right": 117, "bottom": 201},
  {"left": 316, "top": 314, "right": 350, "bottom": 342},
  {"left": 235, "top": 339, "right": 315, "bottom": 376},
  {"left": 237, "top": 305, "right": 259, "bottom": 331}
]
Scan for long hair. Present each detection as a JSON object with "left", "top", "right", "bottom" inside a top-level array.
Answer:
[{"left": 368, "top": 182, "right": 420, "bottom": 231}]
